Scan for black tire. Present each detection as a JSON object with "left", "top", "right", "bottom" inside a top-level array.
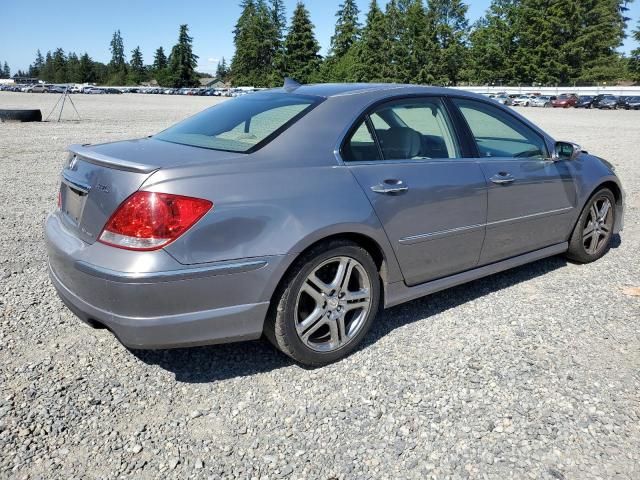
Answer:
[
  {"left": 0, "top": 109, "right": 42, "bottom": 122},
  {"left": 566, "top": 188, "right": 616, "bottom": 263},
  {"left": 264, "top": 240, "right": 381, "bottom": 366}
]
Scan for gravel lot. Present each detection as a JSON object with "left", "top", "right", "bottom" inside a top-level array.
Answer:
[{"left": 1, "top": 92, "right": 638, "bottom": 480}]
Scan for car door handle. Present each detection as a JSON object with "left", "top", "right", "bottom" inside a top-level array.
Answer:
[
  {"left": 490, "top": 173, "right": 515, "bottom": 185},
  {"left": 371, "top": 180, "right": 409, "bottom": 194}
]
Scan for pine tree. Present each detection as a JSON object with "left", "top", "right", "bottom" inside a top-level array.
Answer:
[
  {"left": 153, "top": 47, "right": 168, "bottom": 71},
  {"left": 468, "top": 0, "right": 518, "bottom": 85},
  {"left": 629, "top": 21, "right": 640, "bottom": 82},
  {"left": 67, "top": 52, "right": 81, "bottom": 83},
  {"left": 216, "top": 57, "right": 230, "bottom": 81},
  {"left": 381, "top": 0, "right": 411, "bottom": 83},
  {"left": 109, "top": 30, "right": 127, "bottom": 84},
  {"left": 283, "top": 2, "right": 321, "bottom": 83},
  {"left": 269, "top": 0, "right": 288, "bottom": 84},
  {"left": 52, "top": 48, "right": 67, "bottom": 83},
  {"left": 330, "top": 0, "right": 360, "bottom": 58},
  {"left": 428, "top": 0, "right": 469, "bottom": 85},
  {"left": 129, "top": 46, "right": 145, "bottom": 84},
  {"left": 167, "top": 24, "right": 199, "bottom": 88},
  {"left": 231, "top": 0, "right": 264, "bottom": 86},
  {"left": 404, "top": 0, "right": 437, "bottom": 84},
  {"left": 29, "top": 50, "right": 44, "bottom": 78},
  {"left": 2, "top": 62, "right": 9, "bottom": 79},
  {"left": 78, "top": 53, "right": 96, "bottom": 83},
  {"left": 354, "top": 0, "right": 387, "bottom": 82}
]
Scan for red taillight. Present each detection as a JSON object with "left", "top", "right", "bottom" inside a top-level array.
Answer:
[{"left": 98, "top": 192, "right": 213, "bottom": 251}]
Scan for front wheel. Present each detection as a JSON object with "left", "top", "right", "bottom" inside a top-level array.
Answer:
[
  {"left": 566, "top": 189, "right": 616, "bottom": 263},
  {"left": 265, "top": 240, "right": 380, "bottom": 366}
]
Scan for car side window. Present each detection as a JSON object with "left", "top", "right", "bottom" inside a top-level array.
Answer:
[
  {"left": 342, "top": 120, "right": 382, "bottom": 162},
  {"left": 342, "top": 98, "right": 460, "bottom": 162},
  {"left": 452, "top": 98, "right": 549, "bottom": 160},
  {"left": 372, "top": 99, "right": 460, "bottom": 160}
]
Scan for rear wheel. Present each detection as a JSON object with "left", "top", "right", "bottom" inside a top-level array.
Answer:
[
  {"left": 566, "top": 189, "right": 615, "bottom": 263},
  {"left": 265, "top": 240, "right": 380, "bottom": 366}
]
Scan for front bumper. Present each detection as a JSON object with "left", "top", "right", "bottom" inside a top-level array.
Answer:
[{"left": 45, "top": 213, "right": 287, "bottom": 349}]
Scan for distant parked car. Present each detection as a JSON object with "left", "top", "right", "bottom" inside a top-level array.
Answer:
[
  {"left": 596, "top": 95, "right": 618, "bottom": 110},
  {"left": 622, "top": 96, "right": 640, "bottom": 110},
  {"left": 574, "top": 96, "right": 594, "bottom": 108},
  {"left": 104, "top": 88, "right": 123, "bottom": 94},
  {"left": 512, "top": 95, "right": 534, "bottom": 107},
  {"left": 531, "top": 95, "right": 556, "bottom": 108},
  {"left": 615, "top": 96, "right": 628, "bottom": 109},
  {"left": 86, "top": 87, "right": 105, "bottom": 94},
  {"left": 552, "top": 94, "right": 578, "bottom": 108},
  {"left": 49, "top": 86, "right": 68, "bottom": 94},
  {"left": 26, "top": 84, "right": 49, "bottom": 93}
]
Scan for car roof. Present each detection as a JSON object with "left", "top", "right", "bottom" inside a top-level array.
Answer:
[{"left": 265, "top": 83, "right": 483, "bottom": 100}]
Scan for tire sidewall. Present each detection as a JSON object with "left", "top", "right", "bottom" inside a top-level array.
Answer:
[{"left": 278, "top": 244, "right": 380, "bottom": 365}]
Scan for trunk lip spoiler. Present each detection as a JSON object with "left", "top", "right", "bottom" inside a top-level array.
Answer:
[{"left": 68, "top": 144, "right": 159, "bottom": 174}]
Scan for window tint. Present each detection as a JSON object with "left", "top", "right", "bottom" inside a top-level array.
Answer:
[
  {"left": 453, "top": 98, "right": 548, "bottom": 159},
  {"left": 155, "top": 93, "right": 319, "bottom": 153},
  {"left": 342, "top": 120, "right": 381, "bottom": 162}
]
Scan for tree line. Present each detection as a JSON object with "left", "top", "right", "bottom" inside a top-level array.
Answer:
[
  {"left": 233, "top": 0, "right": 639, "bottom": 87},
  {"left": 9, "top": 0, "right": 640, "bottom": 87},
  {"left": 20, "top": 25, "right": 202, "bottom": 87}
]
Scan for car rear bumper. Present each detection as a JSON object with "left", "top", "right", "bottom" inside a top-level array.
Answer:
[{"left": 45, "top": 212, "right": 287, "bottom": 349}]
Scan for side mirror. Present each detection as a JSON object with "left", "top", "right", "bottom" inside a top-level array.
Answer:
[{"left": 553, "top": 141, "right": 581, "bottom": 161}]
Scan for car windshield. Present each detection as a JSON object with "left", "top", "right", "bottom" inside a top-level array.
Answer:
[{"left": 155, "top": 93, "right": 321, "bottom": 153}]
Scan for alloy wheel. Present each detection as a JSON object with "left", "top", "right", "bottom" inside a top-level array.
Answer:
[
  {"left": 583, "top": 196, "right": 613, "bottom": 255},
  {"left": 294, "top": 256, "right": 372, "bottom": 352}
]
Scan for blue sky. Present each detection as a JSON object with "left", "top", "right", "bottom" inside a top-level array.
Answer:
[{"left": 2, "top": 0, "right": 639, "bottom": 74}]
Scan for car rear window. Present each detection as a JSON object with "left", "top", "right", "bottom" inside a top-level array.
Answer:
[{"left": 155, "top": 93, "right": 321, "bottom": 153}]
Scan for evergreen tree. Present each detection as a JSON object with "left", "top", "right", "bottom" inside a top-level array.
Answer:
[
  {"left": 167, "top": 24, "right": 199, "bottom": 87},
  {"left": 468, "top": 0, "right": 518, "bottom": 85},
  {"left": 52, "top": 48, "right": 67, "bottom": 83},
  {"left": 41, "top": 51, "right": 54, "bottom": 81},
  {"left": 269, "top": 0, "right": 288, "bottom": 84},
  {"left": 129, "top": 46, "right": 145, "bottom": 84},
  {"left": 428, "top": 0, "right": 469, "bottom": 85},
  {"left": 231, "top": 0, "right": 272, "bottom": 86},
  {"left": 283, "top": 2, "right": 321, "bottom": 83},
  {"left": 354, "top": 0, "right": 387, "bottom": 82},
  {"left": 216, "top": 57, "right": 230, "bottom": 81},
  {"left": 108, "top": 30, "right": 127, "bottom": 84},
  {"left": 78, "top": 53, "right": 96, "bottom": 83},
  {"left": 29, "top": 49, "right": 44, "bottom": 78},
  {"left": 381, "top": 0, "right": 411, "bottom": 82},
  {"left": 67, "top": 52, "right": 81, "bottom": 83},
  {"left": 404, "top": 0, "right": 437, "bottom": 84},
  {"left": 629, "top": 21, "right": 640, "bottom": 82},
  {"left": 330, "top": 0, "right": 360, "bottom": 58},
  {"left": 2, "top": 62, "right": 9, "bottom": 79},
  {"left": 153, "top": 47, "right": 168, "bottom": 71}
]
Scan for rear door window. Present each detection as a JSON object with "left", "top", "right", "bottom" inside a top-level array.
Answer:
[{"left": 342, "top": 97, "right": 460, "bottom": 162}]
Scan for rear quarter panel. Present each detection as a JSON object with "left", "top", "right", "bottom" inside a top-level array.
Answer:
[{"left": 143, "top": 162, "right": 404, "bottom": 283}]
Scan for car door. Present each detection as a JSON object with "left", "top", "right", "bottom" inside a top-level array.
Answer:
[
  {"left": 450, "top": 98, "right": 577, "bottom": 265},
  {"left": 342, "top": 97, "right": 488, "bottom": 287}
]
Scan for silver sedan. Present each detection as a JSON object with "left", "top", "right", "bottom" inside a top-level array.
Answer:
[{"left": 46, "top": 83, "right": 624, "bottom": 366}]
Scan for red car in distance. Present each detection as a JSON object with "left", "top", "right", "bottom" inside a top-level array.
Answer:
[{"left": 552, "top": 94, "right": 578, "bottom": 108}]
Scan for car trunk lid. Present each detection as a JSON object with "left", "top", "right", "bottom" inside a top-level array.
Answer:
[{"left": 59, "top": 139, "right": 242, "bottom": 244}]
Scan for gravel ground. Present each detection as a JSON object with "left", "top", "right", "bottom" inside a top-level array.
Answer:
[{"left": 1, "top": 92, "right": 638, "bottom": 480}]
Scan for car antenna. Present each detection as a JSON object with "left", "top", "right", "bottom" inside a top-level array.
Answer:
[{"left": 283, "top": 77, "right": 301, "bottom": 92}]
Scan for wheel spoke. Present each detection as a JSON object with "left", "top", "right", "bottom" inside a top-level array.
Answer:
[
  {"left": 589, "top": 204, "right": 598, "bottom": 223},
  {"left": 299, "top": 313, "right": 328, "bottom": 342},
  {"left": 343, "top": 289, "right": 371, "bottom": 311},
  {"left": 297, "top": 306, "right": 326, "bottom": 334},
  {"left": 301, "top": 282, "right": 325, "bottom": 305},
  {"left": 327, "top": 319, "right": 340, "bottom": 348},
  {"left": 329, "top": 258, "right": 351, "bottom": 291},
  {"left": 597, "top": 199, "right": 611, "bottom": 221},
  {"left": 307, "top": 274, "right": 332, "bottom": 296},
  {"left": 600, "top": 224, "right": 610, "bottom": 233},
  {"left": 336, "top": 314, "right": 347, "bottom": 342},
  {"left": 583, "top": 221, "right": 595, "bottom": 238}
]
